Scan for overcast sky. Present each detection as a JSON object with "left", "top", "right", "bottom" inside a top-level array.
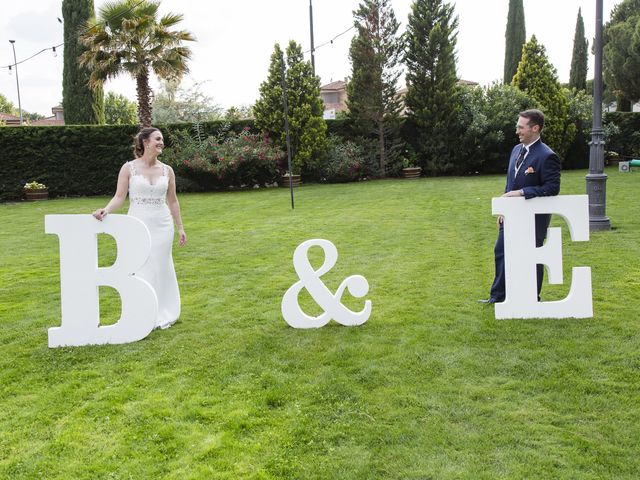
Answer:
[{"left": 0, "top": 0, "right": 619, "bottom": 117}]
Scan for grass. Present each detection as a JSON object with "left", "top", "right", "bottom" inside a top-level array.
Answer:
[{"left": 1, "top": 167, "right": 639, "bottom": 479}]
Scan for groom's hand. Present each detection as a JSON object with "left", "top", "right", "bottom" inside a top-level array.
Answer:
[{"left": 502, "top": 189, "right": 524, "bottom": 197}]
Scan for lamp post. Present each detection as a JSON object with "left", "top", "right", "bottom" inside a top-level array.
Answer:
[
  {"left": 8, "top": 40, "right": 23, "bottom": 125},
  {"left": 586, "top": 0, "right": 611, "bottom": 231},
  {"left": 309, "top": 0, "right": 316, "bottom": 76},
  {"left": 8, "top": 40, "right": 23, "bottom": 126}
]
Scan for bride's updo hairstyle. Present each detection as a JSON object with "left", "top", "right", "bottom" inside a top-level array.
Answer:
[{"left": 133, "top": 127, "right": 160, "bottom": 158}]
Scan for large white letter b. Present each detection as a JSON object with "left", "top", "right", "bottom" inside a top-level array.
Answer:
[{"left": 45, "top": 214, "right": 158, "bottom": 347}]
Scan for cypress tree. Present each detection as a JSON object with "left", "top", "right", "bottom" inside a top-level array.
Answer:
[
  {"left": 254, "top": 44, "right": 286, "bottom": 150},
  {"left": 569, "top": 8, "right": 588, "bottom": 91},
  {"left": 512, "top": 36, "right": 575, "bottom": 157},
  {"left": 503, "top": 0, "right": 526, "bottom": 84},
  {"left": 404, "top": 0, "right": 460, "bottom": 174},
  {"left": 62, "top": 0, "right": 104, "bottom": 124},
  {"left": 254, "top": 42, "right": 327, "bottom": 175},
  {"left": 347, "top": 0, "right": 403, "bottom": 176},
  {"left": 284, "top": 41, "right": 327, "bottom": 175}
]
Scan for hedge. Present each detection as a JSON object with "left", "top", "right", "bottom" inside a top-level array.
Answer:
[
  {"left": 0, "top": 121, "right": 256, "bottom": 201},
  {"left": 1, "top": 114, "right": 637, "bottom": 201}
]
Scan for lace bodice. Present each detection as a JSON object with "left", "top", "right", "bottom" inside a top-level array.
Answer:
[{"left": 128, "top": 161, "right": 169, "bottom": 208}]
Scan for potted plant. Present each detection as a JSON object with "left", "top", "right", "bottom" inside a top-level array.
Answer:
[
  {"left": 401, "top": 155, "right": 422, "bottom": 179},
  {"left": 604, "top": 151, "right": 620, "bottom": 166},
  {"left": 23, "top": 181, "right": 49, "bottom": 201},
  {"left": 279, "top": 171, "right": 302, "bottom": 187}
]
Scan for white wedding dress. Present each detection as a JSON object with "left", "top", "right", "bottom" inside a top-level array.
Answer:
[{"left": 127, "top": 161, "right": 180, "bottom": 329}]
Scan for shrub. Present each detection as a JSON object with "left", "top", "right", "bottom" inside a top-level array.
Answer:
[
  {"left": 163, "top": 127, "right": 284, "bottom": 189},
  {"left": 317, "top": 134, "right": 367, "bottom": 183}
]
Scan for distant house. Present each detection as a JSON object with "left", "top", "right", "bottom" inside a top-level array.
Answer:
[
  {"left": 0, "top": 105, "right": 65, "bottom": 126},
  {"left": 320, "top": 80, "right": 348, "bottom": 119},
  {"left": 320, "top": 79, "right": 479, "bottom": 117},
  {"left": 31, "top": 105, "right": 65, "bottom": 126},
  {"left": 0, "top": 112, "right": 21, "bottom": 126}
]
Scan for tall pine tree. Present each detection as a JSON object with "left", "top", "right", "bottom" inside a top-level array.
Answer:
[
  {"left": 347, "top": 0, "right": 402, "bottom": 176},
  {"left": 62, "top": 0, "right": 104, "bottom": 124},
  {"left": 512, "top": 36, "right": 575, "bottom": 157},
  {"left": 569, "top": 8, "right": 588, "bottom": 91},
  {"left": 503, "top": 0, "right": 526, "bottom": 84},
  {"left": 404, "top": 0, "right": 460, "bottom": 174}
]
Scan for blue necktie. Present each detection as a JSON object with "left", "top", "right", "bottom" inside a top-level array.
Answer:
[{"left": 516, "top": 146, "right": 527, "bottom": 169}]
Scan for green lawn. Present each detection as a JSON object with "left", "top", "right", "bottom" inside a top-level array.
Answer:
[{"left": 1, "top": 167, "right": 638, "bottom": 479}]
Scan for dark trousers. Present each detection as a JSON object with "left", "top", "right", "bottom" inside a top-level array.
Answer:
[{"left": 490, "top": 214, "right": 552, "bottom": 301}]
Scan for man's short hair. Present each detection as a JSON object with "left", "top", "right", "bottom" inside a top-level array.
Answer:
[{"left": 519, "top": 109, "right": 545, "bottom": 130}]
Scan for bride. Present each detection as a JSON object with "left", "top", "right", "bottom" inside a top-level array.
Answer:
[{"left": 93, "top": 127, "right": 186, "bottom": 329}]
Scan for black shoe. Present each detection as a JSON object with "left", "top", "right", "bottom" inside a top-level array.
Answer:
[{"left": 477, "top": 297, "right": 502, "bottom": 304}]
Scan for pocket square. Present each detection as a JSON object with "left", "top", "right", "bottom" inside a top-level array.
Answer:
[{"left": 525, "top": 166, "right": 535, "bottom": 175}]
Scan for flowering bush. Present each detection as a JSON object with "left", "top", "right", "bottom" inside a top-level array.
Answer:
[
  {"left": 24, "top": 181, "right": 47, "bottom": 190},
  {"left": 317, "top": 134, "right": 366, "bottom": 183},
  {"left": 163, "top": 127, "right": 284, "bottom": 189}
]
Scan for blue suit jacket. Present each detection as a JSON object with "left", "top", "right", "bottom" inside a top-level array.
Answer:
[{"left": 505, "top": 139, "right": 561, "bottom": 199}]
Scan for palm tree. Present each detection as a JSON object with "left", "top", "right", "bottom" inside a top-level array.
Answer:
[{"left": 79, "top": 0, "right": 195, "bottom": 126}]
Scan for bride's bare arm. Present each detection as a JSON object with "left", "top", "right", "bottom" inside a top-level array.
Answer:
[
  {"left": 166, "top": 166, "right": 186, "bottom": 246},
  {"left": 93, "top": 164, "right": 130, "bottom": 220}
]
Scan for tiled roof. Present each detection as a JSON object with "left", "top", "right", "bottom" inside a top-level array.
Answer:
[
  {"left": 321, "top": 80, "right": 346, "bottom": 91},
  {"left": 0, "top": 112, "right": 20, "bottom": 121}
]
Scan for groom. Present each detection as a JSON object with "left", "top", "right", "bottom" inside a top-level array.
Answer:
[{"left": 480, "top": 109, "right": 561, "bottom": 304}]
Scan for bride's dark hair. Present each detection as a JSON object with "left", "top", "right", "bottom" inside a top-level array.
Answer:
[{"left": 133, "top": 127, "right": 160, "bottom": 158}]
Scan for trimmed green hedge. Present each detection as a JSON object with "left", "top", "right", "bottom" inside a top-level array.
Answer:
[
  {"left": 0, "top": 121, "right": 258, "bottom": 201},
  {"left": 0, "top": 125, "right": 138, "bottom": 201},
  {"left": 1, "top": 114, "right": 637, "bottom": 201}
]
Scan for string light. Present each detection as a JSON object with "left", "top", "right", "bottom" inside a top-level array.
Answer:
[
  {"left": 304, "top": 25, "right": 354, "bottom": 55},
  {"left": 2, "top": 0, "right": 147, "bottom": 71}
]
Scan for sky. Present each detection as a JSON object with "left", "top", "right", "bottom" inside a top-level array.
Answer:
[{"left": 0, "top": 0, "right": 620, "bottom": 117}]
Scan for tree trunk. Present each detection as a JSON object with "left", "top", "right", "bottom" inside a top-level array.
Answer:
[
  {"left": 136, "top": 68, "right": 153, "bottom": 127},
  {"left": 616, "top": 96, "right": 632, "bottom": 112},
  {"left": 378, "top": 117, "right": 386, "bottom": 177}
]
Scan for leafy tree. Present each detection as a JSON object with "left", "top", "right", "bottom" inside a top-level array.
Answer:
[
  {"left": 503, "top": 0, "right": 526, "bottom": 84},
  {"left": 512, "top": 36, "right": 575, "bottom": 157},
  {"left": 79, "top": 0, "right": 195, "bottom": 126},
  {"left": 254, "top": 41, "right": 327, "bottom": 175},
  {"left": 0, "top": 93, "right": 16, "bottom": 115},
  {"left": 104, "top": 92, "right": 137, "bottom": 125},
  {"left": 151, "top": 79, "right": 222, "bottom": 124},
  {"left": 569, "top": 8, "right": 588, "bottom": 91},
  {"left": 223, "top": 105, "right": 253, "bottom": 121},
  {"left": 404, "top": 0, "right": 460, "bottom": 175},
  {"left": 0, "top": 94, "right": 45, "bottom": 123},
  {"left": 456, "top": 83, "right": 535, "bottom": 173},
  {"left": 62, "top": 0, "right": 104, "bottom": 124},
  {"left": 347, "top": 0, "right": 403, "bottom": 176},
  {"left": 603, "top": 0, "right": 640, "bottom": 111}
]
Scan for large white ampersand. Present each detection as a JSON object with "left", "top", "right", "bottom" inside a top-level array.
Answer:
[{"left": 281, "top": 239, "right": 372, "bottom": 328}]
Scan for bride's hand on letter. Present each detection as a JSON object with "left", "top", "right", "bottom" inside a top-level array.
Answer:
[{"left": 93, "top": 208, "right": 107, "bottom": 221}]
